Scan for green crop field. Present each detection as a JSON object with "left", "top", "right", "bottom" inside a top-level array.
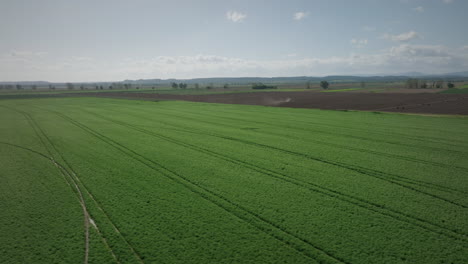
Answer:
[
  {"left": 321, "top": 88, "right": 362, "bottom": 92},
  {"left": 440, "top": 88, "right": 468, "bottom": 94},
  {"left": 1, "top": 98, "right": 467, "bottom": 263}
]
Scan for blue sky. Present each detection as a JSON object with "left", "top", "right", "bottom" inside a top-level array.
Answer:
[{"left": 1, "top": 0, "right": 467, "bottom": 82}]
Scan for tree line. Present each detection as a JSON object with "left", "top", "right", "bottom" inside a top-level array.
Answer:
[{"left": 405, "top": 79, "right": 455, "bottom": 89}]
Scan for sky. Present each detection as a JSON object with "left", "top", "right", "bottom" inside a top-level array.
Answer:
[{"left": 1, "top": 0, "right": 467, "bottom": 82}]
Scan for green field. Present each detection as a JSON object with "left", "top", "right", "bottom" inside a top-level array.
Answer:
[
  {"left": 1, "top": 98, "right": 467, "bottom": 263},
  {"left": 440, "top": 88, "right": 468, "bottom": 94},
  {"left": 321, "top": 88, "right": 363, "bottom": 93},
  {"left": 0, "top": 87, "right": 317, "bottom": 98}
]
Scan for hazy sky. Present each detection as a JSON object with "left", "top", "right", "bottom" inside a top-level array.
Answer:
[{"left": 1, "top": 0, "right": 467, "bottom": 82}]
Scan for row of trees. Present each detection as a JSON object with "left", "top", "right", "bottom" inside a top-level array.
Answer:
[
  {"left": 251, "top": 83, "right": 277, "bottom": 89},
  {"left": 306, "top": 81, "right": 332, "bottom": 89},
  {"left": 405, "top": 79, "right": 455, "bottom": 89},
  {"left": 0, "top": 83, "right": 233, "bottom": 91}
]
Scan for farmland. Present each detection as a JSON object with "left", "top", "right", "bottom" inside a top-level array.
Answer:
[{"left": 0, "top": 97, "right": 467, "bottom": 263}]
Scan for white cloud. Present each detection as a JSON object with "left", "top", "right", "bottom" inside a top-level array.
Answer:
[
  {"left": 2, "top": 45, "right": 468, "bottom": 81},
  {"left": 413, "top": 6, "right": 424, "bottom": 12},
  {"left": 383, "top": 31, "right": 421, "bottom": 42},
  {"left": 293, "top": 12, "right": 309, "bottom": 20},
  {"left": 226, "top": 11, "right": 246, "bottom": 23},
  {"left": 350, "top": 38, "right": 368, "bottom": 48},
  {"left": 110, "top": 46, "right": 468, "bottom": 78}
]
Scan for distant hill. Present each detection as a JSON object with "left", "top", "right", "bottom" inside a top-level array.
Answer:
[
  {"left": 441, "top": 71, "right": 468, "bottom": 77},
  {"left": 2, "top": 73, "right": 467, "bottom": 86},
  {"left": 121, "top": 74, "right": 468, "bottom": 85}
]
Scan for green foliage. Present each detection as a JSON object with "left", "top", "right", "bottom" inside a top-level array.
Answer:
[
  {"left": 321, "top": 88, "right": 362, "bottom": 93},
  {"left": 447, "top": 82, "right": 455, "bottom": 89},
  {"left": 0, "top": 98, "right": 467, "bottom": 263},
  {"left": 320, "top": 81, "right": 329, "bottom": 89},
  {"left": 251, "top": 83, "right": 277, "bottom": 89},
  {"left": 440, "top": 88, "right": 468, "bottom": 94}
]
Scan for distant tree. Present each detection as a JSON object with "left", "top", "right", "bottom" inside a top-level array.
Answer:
[
  {"left": 179, "top": 83, "right": 187, "bottom": 89},
  {"left": 194, "top": 83, "right": 200, "bottom": 89},
  {"left": 223, "top": 83, "right": 229, "bottom": 89},
  {"left": 360, "top": 81, "right": 366, "bottom": 88},
  {"left": 171, "top": 82, "right": 178, "bottom": 89},
  {"left": 109, "top": 85, "right": 113, "bottom": 90},
  {"left": 406, "top": 78, "right": 420, "bottom": 89},
  {"left": 80, "top": 85, "right": 84, "bottom": 90},
  {"left": 49, "top": 84, "right": 55, "bottom": 90},
  {"left": 99, "top": 85, "right": 103, "bottom": 90},
  {"left": 306, "top": 81, "right": 311, "bottom": 89},
  {"left": 16, "top": 84, "right": 22, "bottom": 90},
  {"left": 447, "top": 82, "right": 455, "bottom": 88},
  {"left": 66, "top": 83, "right": 74, "bottom": 90},
  {"left": 206, "top": 83, "right": 214, "bottom": 89},
  {"left": 320, "top": 81, "right": 329, "bottom": 90},
  {"left": 32, "top": 85, "right": 37, "bottom": 90},
  {"left": 95, "top": 86, "right": 99, "bottom": 90},
  {"left": 251, "top": 83, "right": 277, "bottom": 89},
  {"left": 435, "top": 80, "right": 444, "bottom": 89},
  {"left": 420, "top": 82, "right": 428, "bottom": 89}
]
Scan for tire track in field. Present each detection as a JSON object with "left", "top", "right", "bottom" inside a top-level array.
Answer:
[
  {"left": 0, "top": 141, "right": 120, "bottom": 264},
  {"left": 88, "top": 106, "right": 466, "bottom": 195},
  {"left": 162, "top": 106, "right": 468, "bottom": 155},
  {"left": 0, "top": 105, "right": 91, "bottom": 264},
  {"left": 169, "top": 102, "right": 468, "bottom": 145},
  {"left": 85, "top": 113, "right": 468, "bottom": 243},
  {"left": 196, "top": 106, "right": 468, "bottom": 148},
  {"left": 114, "top": 105, "right": 468, "bottom": 173},
  {"left": 140, "top": 114, "right": 468, "bottom": 176},
  {"left": 3, "top": 105, "right": 131, "bottom": 264},
  {"left": 48, "top": 109, "right": 349, "bottom": 264},
  {"left": 166, "top": 118, "right": 467, "bottom": 194},
  {"left": 20, "top": 105, "right": 144, "bottom": 264},
  {"left": 212, "top": 132, "right": 468, "bottom": 209}
]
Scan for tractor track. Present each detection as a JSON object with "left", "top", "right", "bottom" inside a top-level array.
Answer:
[
  {"left": 2, "top": 105, "right": 137, "bottom": 264},
  {"left": 84, "top": 111, "right": 468, "bottom": 242},
  {"left": 0, "top": 105, "right": 92, "bottom": 264},
  {"left": 46, "top": 108, "right": 350, "bottom": 264},
  {"left": 0, "top": 141, "right": 119, "bottom": 264},
  {"left": 151, "top": 106, "right": 468, "bottom": 155},
  {"left": 83, "top": 106, "right": 467, "bottom": 197},
  {"left": 170, "top": 105, "right": 468, "bottom": 148},
  {"left": 110, "top": 105, "right": 468, "bottom": 173},
  {"left": 22, "top": 105, "right": 145, "bottom": 264}
]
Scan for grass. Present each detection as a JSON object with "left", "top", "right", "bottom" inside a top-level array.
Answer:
[
  {"left": 440, "top": 88, "right": 468, "bottom": 94},
  {"left": 0, "top": 97, "right": 467, "bottom": 263},
  {"left": 321, "top": 88, "right": 362, "bottom": 92},
  {"left": 0, "top": 87, "right": 317, "bottom": 99}
]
